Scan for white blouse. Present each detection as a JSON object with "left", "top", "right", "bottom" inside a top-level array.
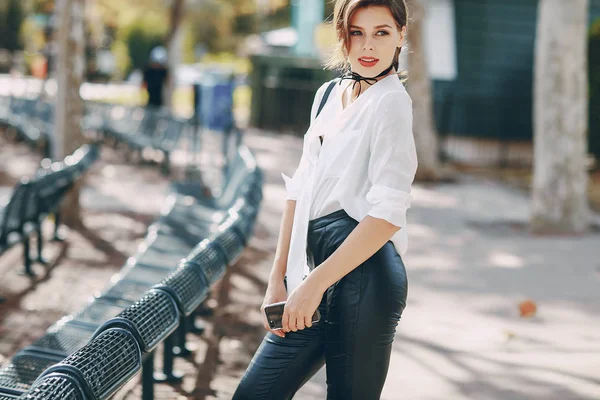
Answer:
[{"left": 281, "top": 74, "right": 418, "bottom": 294}]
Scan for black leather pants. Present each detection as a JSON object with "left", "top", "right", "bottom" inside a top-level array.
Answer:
[{"left": 233, "top": 209, "right": 408, "bottom": 400}]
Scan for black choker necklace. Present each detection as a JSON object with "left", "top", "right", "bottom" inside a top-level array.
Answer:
[{"left": 338, "top": 62, "right": 395, "bottom": 97}]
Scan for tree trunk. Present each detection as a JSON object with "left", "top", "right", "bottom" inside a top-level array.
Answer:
[
  {"left": 531, "top": 0, "right": 590, "bottom": 234},
  {"left": 406, "top": 0, "right": 440, "bottom": 181},
  {"left": 165, "top": 0, "right": 185, "bottom": 111},
  {"left": 54, "top": 0, "right": 86, "bottom": 226}
]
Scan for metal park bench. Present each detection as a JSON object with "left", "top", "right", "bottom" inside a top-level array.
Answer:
[
  {"left": 1, "top": 96, "right": 53, "bottom": 158},
  {"left": 0, "top": 144, "right": 99, "bottom": 276},
  {"left": 88, "top": 104, "right": 187, "bottom": 175},
  {"left": 0, "top": 143, "right": 261, "bottom": 400}
]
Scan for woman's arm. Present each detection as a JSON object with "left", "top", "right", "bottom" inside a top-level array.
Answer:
[
  {"left": 281, "top": 216, "right": 399, "bottom": 332},
  {"left": 261, "top": 199, "right": 297, "bottom": 338},
  {"left": 268, "top": 199, "right": 297, "bottom": 284},
  {"left": 303, "top": 216, "right": 399, "bottom": 292}
]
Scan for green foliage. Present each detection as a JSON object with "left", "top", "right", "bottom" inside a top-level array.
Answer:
[
  {"left": 111, "top": 40, "right": 131, "bottom": 80},
  {"left": 590, "top": 19, "right": 600, "bottom": 97},
  {"left": 185, "top": 1, "right": 232, "bottom": 53},
  {"left": 102, "top": 0, "right": 323, "bottom": 76},
  {"left": 126, "top": 23, "right": 165, "bottom": 70},
  {"left": 111, "top": 13, "right": 167, "bottom": 76},
  {"left": 261, "top": 3, "right": 291, "bottom": 31},
  {"left": 234, "top": 13, "right": 257, "bottom": 36},
  {"left": 0, "top": 0, "right": 25, "bottom": 52},
  {"left": 589, "top": 18, "right": 600, "bottom": 160}
]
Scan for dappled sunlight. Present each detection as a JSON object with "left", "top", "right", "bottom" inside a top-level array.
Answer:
[
  {"left": 376, "top": 168, "right": 600, "bottom": 398},
  {"left": 406, "top": 222, "right": 439, "bottom": 240},
  {"left": 244, "top": 129, "right": 303, "bottom": 179},
  {"left": 407, "top": 253, "right": 460, "bottom": 270},
  {"left": 411, "top": 185, "right": 459, "bottom": 209},
  {"left": 402, "top": 343, "right": 476, "bottom": 382},
  {"left": 527, "top": 301, "right": 600, "bottom": 325},
  {"left": 83, "top": 171, "right": 169, "bottom": 215},
  {"left": 255, "top": 151, "right": 299, "bottom": 171},
  {"left": 391, "top": 273, "right": 600, "bottom": 396},
  {"left": 488, "top": 251, "right": 526, "bottom": 268},
  {"left": 242, "top": 130, "right": 303, "bottom": 152},
  {"left": 459, "top": 354, "right": 510, "bottom": 375},
  {"left": 388, "top": 330, "right": 600, "bottom": 399},
  {"left": 401, "top": 290, "right": 511, "bottom": 352},
  {"left": 101, "top": 164, "right": 118, "bottom": 178},
  {"left": 262, "top": 182, "right": 290, "bottom": 204}
]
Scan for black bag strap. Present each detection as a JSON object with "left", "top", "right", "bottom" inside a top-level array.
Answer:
[{"left": 315, "top": 78, "right": 340, "bottom": 119}]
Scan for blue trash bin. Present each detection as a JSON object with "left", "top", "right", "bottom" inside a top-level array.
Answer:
[{"left": 194, "top": 73, "right": 234, "bottom": 132}]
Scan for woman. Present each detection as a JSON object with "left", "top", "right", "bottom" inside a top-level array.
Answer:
[{"left": 233, "top": 0, "right": 417, "bottom": 398}]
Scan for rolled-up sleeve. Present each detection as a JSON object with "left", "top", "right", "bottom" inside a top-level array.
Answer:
[
  {"left": 281, "top": 81, "right": 331, "bottom": 201},
  {"left": 366, "top": 90, "right": 418, "bottom": 229}
]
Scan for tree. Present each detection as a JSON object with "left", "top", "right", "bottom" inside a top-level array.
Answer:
[
  {"left": 54, "top": 0, "right": 86, "bottom": 225},
  {"left": 165, "top": 0, "right": 185, "bottom": 110},
  {"left": 531, "top": 0, "right": 590, "bottom": 234},
  {"left": 405, "top": 0, "right": 440, "bottom": 181}
]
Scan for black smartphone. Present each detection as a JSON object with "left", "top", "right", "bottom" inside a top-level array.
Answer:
[{"left": 264, "top": 301, "right": 321, "bottom": 330}]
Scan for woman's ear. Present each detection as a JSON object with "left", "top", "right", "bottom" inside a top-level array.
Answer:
[{"left": 399, "top": 27, "right": 407, "bottom": 46}]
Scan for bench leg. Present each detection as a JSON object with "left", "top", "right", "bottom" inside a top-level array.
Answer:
[
  {"left": 52, "top": 212, "right": 66, "bottom": 242},
  {"left": 173, "top": 319, "right": 193, "bottom": 358},
  {"left": 23, "top": 237, "right": 34, "bottom": 277},
  {"left": 36, "top": 225, "right": 47, "bottom": 264},
  {"left": 161, "top": 152, "right": 170, "bottom": 176},
  {"left": 153, "top": 333, "right": 183, "bottom": 383},
  {"left": 43, "top": 139, "right": 51, "bottom": 159},
  {"left": 142, "top": 353, "right": 155, "bottom": 400}
]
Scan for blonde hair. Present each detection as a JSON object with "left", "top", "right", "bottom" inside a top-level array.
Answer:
[{"left": 324, "top": 0, "right": 409, "bottom": 80}]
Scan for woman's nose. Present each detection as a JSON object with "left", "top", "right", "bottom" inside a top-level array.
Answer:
[{"left": 363, "top": 37, "right": 375, "bottom": 51}]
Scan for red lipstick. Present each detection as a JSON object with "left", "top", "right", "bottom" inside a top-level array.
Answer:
[{"left": 358, "top": 57, "right": 379, "bottom": 67}]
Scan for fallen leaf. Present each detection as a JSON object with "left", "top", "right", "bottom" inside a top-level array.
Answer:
[{"left": 518, "top": 300, "right": 537, "bottom": 318}]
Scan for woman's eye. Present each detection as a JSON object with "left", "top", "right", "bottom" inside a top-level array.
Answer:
[{"left": 350, "top": 30, "right": 388, "bottom": 36}]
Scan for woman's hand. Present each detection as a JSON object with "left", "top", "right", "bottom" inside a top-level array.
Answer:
[
  {"left": 260, "top": 276, "right": 288, "bottom": 338},
  {"left": 282, "top": 277, "right": 325, "bottom": 333}
]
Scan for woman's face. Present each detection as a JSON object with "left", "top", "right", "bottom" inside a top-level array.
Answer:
[{"left": 347, "top": 6, "right": 405, "bottom": 77}]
